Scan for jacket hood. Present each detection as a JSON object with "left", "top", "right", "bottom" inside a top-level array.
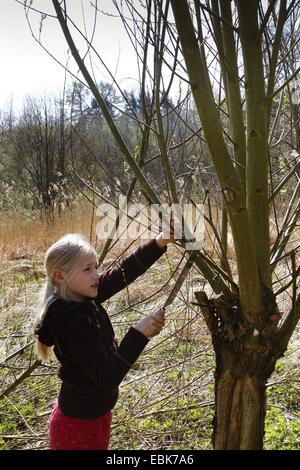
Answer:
[{"left": 34, "top": 295, "right": 93, "bottom": 347}]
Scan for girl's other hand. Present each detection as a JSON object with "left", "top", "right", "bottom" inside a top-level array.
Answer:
[{"left": 133, "top": 307, "right": 165, "bottom": 338}]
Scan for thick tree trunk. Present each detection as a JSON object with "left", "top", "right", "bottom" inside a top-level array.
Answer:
[
  {"left": 213, "top": 346, "right": 275, "bottom": 449},
  {"left": 195, "top": 291, "right": 283, "bottom": 450}
]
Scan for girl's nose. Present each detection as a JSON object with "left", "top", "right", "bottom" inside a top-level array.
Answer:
[{"left": 93, "top": 270, "right": 100, "bottom": 280}]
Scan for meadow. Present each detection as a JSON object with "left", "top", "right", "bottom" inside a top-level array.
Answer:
[{"left": 0, "top": 202, "right": 299, "bottom": 450}]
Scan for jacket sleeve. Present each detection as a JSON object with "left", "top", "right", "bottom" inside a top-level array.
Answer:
[
  {"left": 95, "top": 238, "right": 167, "bottom": 304},
  {"left": 57, "top": 313, "right": 149, "bottom": 390}
]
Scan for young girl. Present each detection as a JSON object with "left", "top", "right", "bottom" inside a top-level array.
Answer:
[{"left": 34, "top": 231, "right": 172, "bottom": 450}]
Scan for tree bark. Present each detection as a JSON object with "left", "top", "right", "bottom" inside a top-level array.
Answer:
[
  {"left": 213, "top": 346, "right": 275, "bottom": 449},
  {"left": 236, "top": 1, "right": 271, "bottom": 288},
  {"left": 195, "top": 290, "right": 283, "bottom": 450}
]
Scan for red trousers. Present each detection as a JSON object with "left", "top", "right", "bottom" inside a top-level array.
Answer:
[{"left": 49, "top": 402, "right": 112, "bottom": 450}]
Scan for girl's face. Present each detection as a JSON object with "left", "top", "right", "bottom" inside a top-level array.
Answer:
[{"left": 53, "top": 253, "right": 100, "bottom": 302}]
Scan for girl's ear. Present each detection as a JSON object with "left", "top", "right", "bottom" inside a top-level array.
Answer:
[{"left": 52, "top": 268, "right": 65, "bottom": 285}]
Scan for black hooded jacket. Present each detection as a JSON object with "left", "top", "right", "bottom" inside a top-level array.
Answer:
[{"left": 34, "top": 238, "right": 167, "bottom": 419}]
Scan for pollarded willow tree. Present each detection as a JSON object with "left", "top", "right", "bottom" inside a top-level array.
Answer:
[
  {"left": 22, "top": 0, "right": 300, "bottom": 449},
  {"left": 168, "top": 0, "right": 300, "bottom": 449}
]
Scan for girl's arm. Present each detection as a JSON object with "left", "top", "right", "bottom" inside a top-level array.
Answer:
[
  {"left": 56, "top": 310, "right": 150, "bottom": 391},
  {"left": 94, "top": 236, "right": 168, "bottom": 304}
]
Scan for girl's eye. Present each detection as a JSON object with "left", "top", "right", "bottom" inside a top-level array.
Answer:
[{"left": 84, "top": 266, "right": 98, "bottom": 271}]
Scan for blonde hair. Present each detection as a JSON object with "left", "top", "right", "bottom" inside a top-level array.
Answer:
[{"left": 35, "top": 233, "right": 97, "bottom": 362}]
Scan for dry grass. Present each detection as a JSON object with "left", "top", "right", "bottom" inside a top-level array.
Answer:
[{"left": 0, "top": 202, "right": 98, "bottom": 263}]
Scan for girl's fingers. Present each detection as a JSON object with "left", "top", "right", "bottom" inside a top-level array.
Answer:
[
  {"left": 153, "top": 313, "right": 165, "bottom": 323},
  {"left": 153, "top": 318, "right": 165, "bottom": 329}
]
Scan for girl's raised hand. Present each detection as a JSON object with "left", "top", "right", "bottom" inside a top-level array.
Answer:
[{"left": 156, "top": 212, "right": 183, "bottom": 248}]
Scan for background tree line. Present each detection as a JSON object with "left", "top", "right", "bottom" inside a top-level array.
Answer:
[{"left": 0, "top": 80, "right": 213, "bottom": 222}]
